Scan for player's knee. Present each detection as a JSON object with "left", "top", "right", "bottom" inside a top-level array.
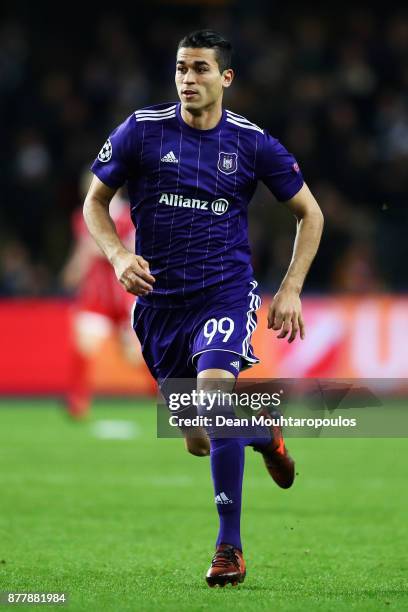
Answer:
[{"left": 184, "top": 436, "right": 210, "bottom": 457}]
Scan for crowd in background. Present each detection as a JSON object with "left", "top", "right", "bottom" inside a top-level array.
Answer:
[{"left": 1, "top": 2, "right": 407, "bottom": 296}]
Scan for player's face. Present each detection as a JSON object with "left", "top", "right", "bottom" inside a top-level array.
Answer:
[{"left": 175, "top": 47, "right": 233, "bottom": 112}]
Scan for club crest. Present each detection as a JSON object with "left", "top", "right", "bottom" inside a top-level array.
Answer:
[{"left": 218, "top": 152, "right": 238, "bottom": 175}]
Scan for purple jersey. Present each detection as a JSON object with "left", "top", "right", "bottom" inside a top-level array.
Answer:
[{"left": 91, "top": 102, "right": 303, "bottom": 307}]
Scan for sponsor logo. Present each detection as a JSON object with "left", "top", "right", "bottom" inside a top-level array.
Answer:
[
  {"left": 211, "top": 198, "right": 229, "bottom": 215},
  {"left": 159, "top": 193, "right": 230, "bottom": 215},
  {"left": 230, "top": 360, "right": 240, "bottom": 371},
  {"left": 215, "top": 492, "right": 233, "bottom": 504},
  {"left": 159, "top": 193, "right": 208, "bottom": 210},
  {"left": 292, "top": 162, "right": 300, "bottom": 173},
  {"left": 97, "top": 138, "right": 112, "bottom": 163},
  {"left": 218, "top": 151, "right": 238, "bottom": 175},
  {"left": 161, "top": 150, "right": 178, "bottom": 163}
]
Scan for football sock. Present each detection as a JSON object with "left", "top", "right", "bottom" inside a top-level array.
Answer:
[
  {"left": 210, "top": 437, "right": 245, "bottom": 551},
  {"left": 198, "top": 391, "right": 267, "bottom": 552},
  {"left": 195, "top": 350, "right": 272, "bottom": 551}
]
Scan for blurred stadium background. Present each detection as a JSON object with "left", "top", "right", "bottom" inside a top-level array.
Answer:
[
  {"left": 1, "top": 3, "right": 408, "bottom": 610},
  {"left": 0, "top": 1, "right": 407, "bottom": 392}
]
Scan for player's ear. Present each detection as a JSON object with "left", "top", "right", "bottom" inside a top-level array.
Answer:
[{"left": 222, "top": 68, "right": 234, "bottom": 88}]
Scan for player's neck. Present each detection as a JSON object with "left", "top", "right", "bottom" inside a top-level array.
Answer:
[{"left": 180, "top": 103, "right": 223, "bottom": 131}]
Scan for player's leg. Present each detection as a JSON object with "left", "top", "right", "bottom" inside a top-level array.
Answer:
[
  {"left": 191, "top": 280, "right": 295, "bottom": 488},
  {"left": 132, "top": 301, "right": 208, "bottom": 458},
  {"left": 251, "top": 409, "right": 295, "bottom": 489},
  {"left": 196, "top": 351, "right": 248, "bottom": 586},
  {"left": 197, "top": 361, "right": 242, "bottom": 550},
  {"left": 133, "top": 301, "right": 236, "bottom": 458},
  {"left": 67, "top": 311, "right": 113, "bottom": 418}
]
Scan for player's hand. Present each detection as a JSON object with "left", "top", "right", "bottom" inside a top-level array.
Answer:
[
  {"left": 112, "top": 250, "right": 155, "bottom": 296},
  {"left": 267, "top": 288, "right": 305, "bottom": 343}
]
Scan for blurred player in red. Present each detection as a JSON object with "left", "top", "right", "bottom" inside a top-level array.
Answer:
[{"left": 62, "top": 172, "right": 140, "bottom": 418}]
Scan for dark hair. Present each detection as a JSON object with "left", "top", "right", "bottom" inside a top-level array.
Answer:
[{"left": 177, "top": 29, "right": 232, "bottom": 72}]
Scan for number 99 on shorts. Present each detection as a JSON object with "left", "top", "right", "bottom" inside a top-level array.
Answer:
[{"left": 203, "top": 317, "right": 235, "bottom": 344}]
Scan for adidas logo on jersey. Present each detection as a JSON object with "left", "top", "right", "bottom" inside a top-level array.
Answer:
[
  {"left": 230, "top": 361, "right": 240, "bottom": 371},
  {"left": 161, "top": 150, "right": 178, "bottom": 163},
  {"left": 215, "top": 492, "right": 233, "bottom": 505}
]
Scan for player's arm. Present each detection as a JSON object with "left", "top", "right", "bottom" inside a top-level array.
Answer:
[
  {"left": 83, "top": 175, "right": 155, "bottom": 296},
  {"left": 268, "top": 182, "right": 324, "bottom": 342}
]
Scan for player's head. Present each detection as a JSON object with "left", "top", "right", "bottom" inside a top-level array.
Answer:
[{"left": 176, "top": 30, "right": 234, "bottom": 112}]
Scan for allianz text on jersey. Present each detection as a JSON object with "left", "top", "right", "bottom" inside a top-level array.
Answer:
[{"left": 159, "top": 193, "right": 229, "bottom": 216}]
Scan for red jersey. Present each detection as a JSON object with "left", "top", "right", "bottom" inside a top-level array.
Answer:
[{"left": 72, "top": 199, "right": 135, "bottom": 323}]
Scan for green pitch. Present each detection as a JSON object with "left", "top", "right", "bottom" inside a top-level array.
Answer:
[{"left": 0, "top": 400, "right": 407, "bottom": 611}]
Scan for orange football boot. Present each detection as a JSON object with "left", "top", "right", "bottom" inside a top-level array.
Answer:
[
  {"left": 253, "top": 409, "right": 295, "bottom": 489},
  {"left": 206, "top": 544, "right": 246, "bottom": 587}
]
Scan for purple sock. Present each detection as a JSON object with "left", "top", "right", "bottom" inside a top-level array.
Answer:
[
  {"left": 196, "top": 382, "right": 272, "bottom": 552},
  {"left": 210, "top": 438, "right": 245, "bottom": 551}
]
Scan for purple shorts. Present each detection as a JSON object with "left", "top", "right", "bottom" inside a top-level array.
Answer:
[{"left": 132, "top": 280, "right": 261, "bottom": 384}]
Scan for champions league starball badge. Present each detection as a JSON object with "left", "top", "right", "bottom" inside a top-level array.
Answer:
[
  {"left": 97, "top": 138, "right": 112, "bottom": 163},
  {"left": 218, "top": 152, "right": 238, "bottom": 175}
]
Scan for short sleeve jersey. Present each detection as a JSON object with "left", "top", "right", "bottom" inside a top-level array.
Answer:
[{"left": 91, "top": 102, "right": 304, "bottom": 307}]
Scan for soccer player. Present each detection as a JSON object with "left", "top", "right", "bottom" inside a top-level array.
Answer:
[
  {"left": 62, "top": 174, "right": 144, "bottom": 418},
  {"left": 84, "top": 30, "right": 323, "bottom": 586}
]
